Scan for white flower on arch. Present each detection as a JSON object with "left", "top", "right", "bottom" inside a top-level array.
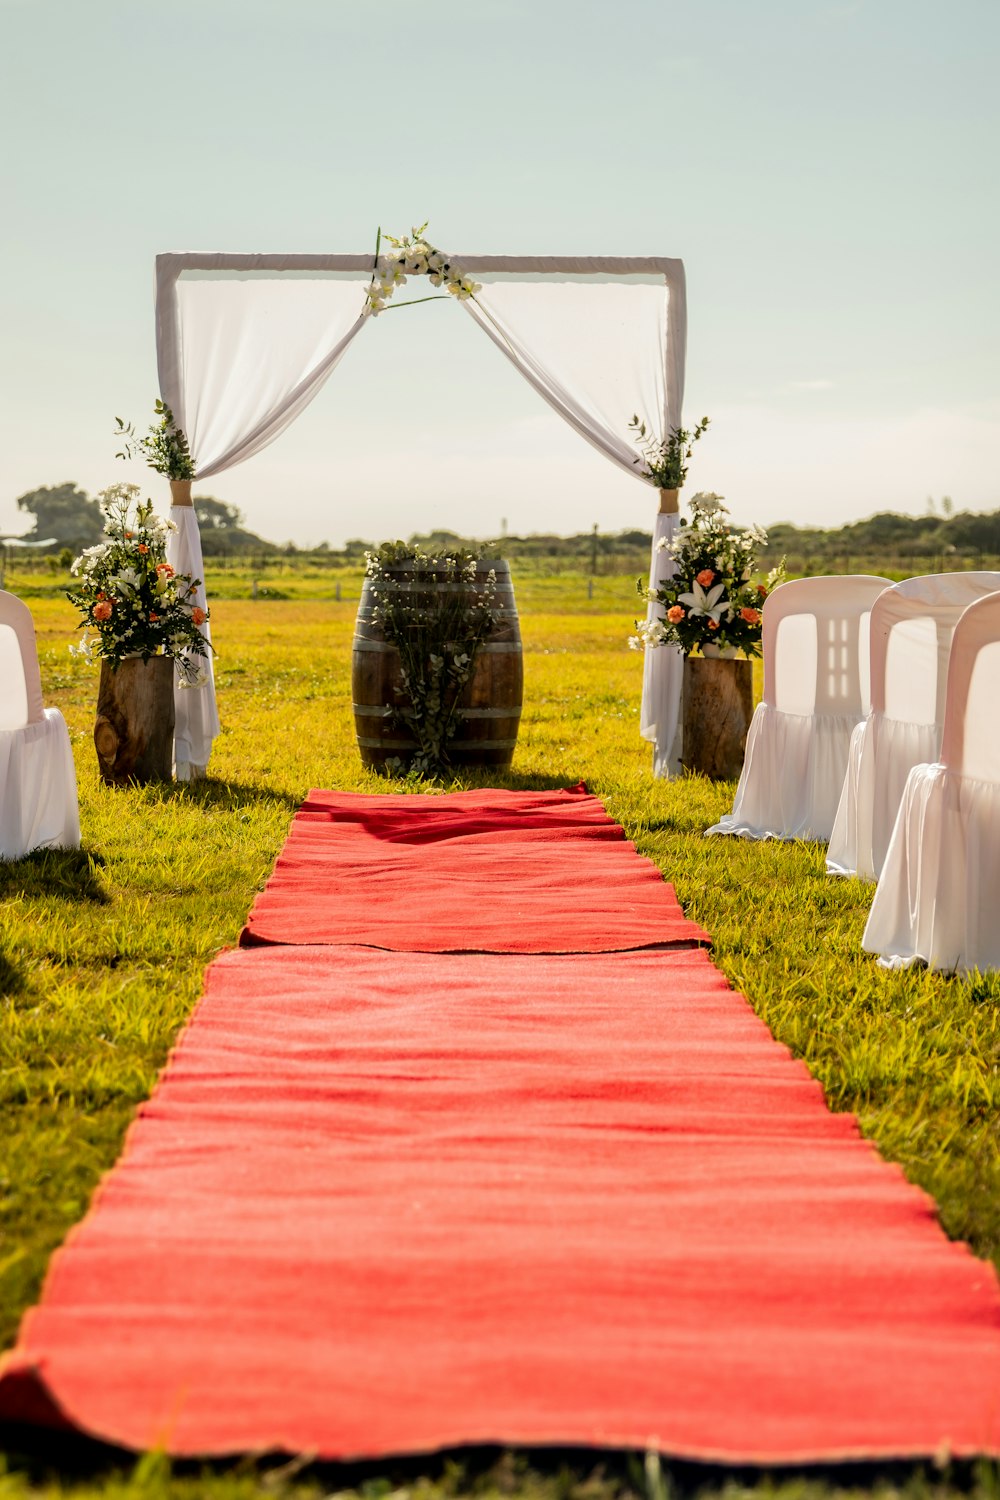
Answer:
[{"left": 365, "top": 224, "right": 481, "bottom": 316}]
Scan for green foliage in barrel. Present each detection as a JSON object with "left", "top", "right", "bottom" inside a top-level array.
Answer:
[{"left": 364, "top": 540, "right": 504, "bottom": 779}]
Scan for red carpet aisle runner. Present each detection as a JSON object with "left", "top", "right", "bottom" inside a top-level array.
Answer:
[
  {"left": 2, "top": 788, "right": 1000, "bottom": 1461},
  {"left": 240, "top": 786, "right": 710, "bottom": 951}
]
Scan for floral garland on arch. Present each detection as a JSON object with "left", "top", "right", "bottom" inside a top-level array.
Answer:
[
  {"left": 631, "top": 492, "right": 785, "bottom": 659},
  {"left": 365, "top": 222, "right": 481, "bottom": 316}
]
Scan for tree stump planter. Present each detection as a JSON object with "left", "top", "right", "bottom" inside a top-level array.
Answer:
[
  {"left": 351, "top": 560, "right": 523, "bottom": 772},
  {"left": 682, "top": 655, "right": 753, "bottom": 780},
  {"left": 95, "top": 657, "right": 175, "bottom": 786}
]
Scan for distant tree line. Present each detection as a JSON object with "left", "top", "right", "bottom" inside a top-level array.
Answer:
[
  {"left": 758, "top": 507, "right": 1000, "bottom": 572},
  {"left": 9, "top": 483, "right": 1000, "bottom": 575},
  {"left": 12, "top": 484, "right": 279, "bottom": 556}
]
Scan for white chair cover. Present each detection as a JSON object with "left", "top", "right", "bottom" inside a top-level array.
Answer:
[
  {"left": 827, "top": 572, "right": 1000, "bottom": 879},
  {"left": 863, "top": 589, "right": 1000, "bottom": 972},
  {"left": 706, "top": 576, "right": 891, "bottom": 841},
  {"left": 0, "top": 591, "right": 80, "bottom": 860}
]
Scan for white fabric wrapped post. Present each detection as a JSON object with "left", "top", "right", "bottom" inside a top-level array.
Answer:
[
  {"left": 864, "top": 589, "right": 1000, "bottom": 972},
  {"left": 827, "top": 571, "right": 1000, "bottom": 880},
  {"left": 707, "top": 575, "right": 891, "bottom": 841},
  {"left": 0, "top": 591, "right": 80, "bottom": 860},
  {"left": 166, "top": 500, "right": 220, "bottom": 781},
  {"left": 641, "top": 507, "right": 683, "bottom": 776}
]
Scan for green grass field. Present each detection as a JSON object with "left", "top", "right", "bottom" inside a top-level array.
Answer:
[{"left": 1, "top": 567, "right": 998, "bottom": 1499}]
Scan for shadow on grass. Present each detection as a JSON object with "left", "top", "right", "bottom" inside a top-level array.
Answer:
[
  {"left": 0, "top": 943, "right": 27, "bottom": 997},
  {"left": 99, "top": 777, "right": 305, "bottom": 813},
  {"left": 0, "top": 846, "right": 109, "bottom": 905},
  {"left": 387, "top": 768, "right": 588, "bottom": 794},
  {"left": 1, "top": 1431, "right": 995, "bottom": 1500}
]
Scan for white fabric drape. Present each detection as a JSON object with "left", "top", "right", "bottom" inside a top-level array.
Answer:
[
  {"left": 156, "top": 260, "right": 371, "bottom": 481},
  {"left": 458, "top": 263, "right": 687, "bottom": 775},
  {"left": 155, "top": 252, "right": 688, "bottom": 777},
  {"left": 864, "top": 594, "right": 1000, "bottom": 972},
  {"left": 167, "top": 509, "right": 220, "bottom": 781},
  {"left": 155, "top": 258, "right": 373, "bottom": 775},
  {"left": 461, "top": 273, "right": 676, "bottom": 483}
]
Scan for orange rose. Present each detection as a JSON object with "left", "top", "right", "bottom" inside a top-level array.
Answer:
[
  {"left": 93, "top": 601, "right": 113, "bottom": 621},
  {"left": 757, "top": 583, "right": 768, "bottom": 598},
  {"left": 666, "top": 604, "right": 685, "bottom": 623},
  {"left": 156, "top": 563, "right": 174, "bottom": 577},
  {"left": 138, "top": 543, "right": 148, "bottom": 554},
  {"left": 696, "top": 568, "right": 715, "bottom": 587},
  {"left": 191, "top": 606, "right": 206, "bottom": 626},
  {"left": 149, "top": 612, "right": 159, "bottom": 622},
  {"left": 708, "top": 619, "right": 720, "bottom": 631},
  {"left": 740, "top": 607, "right": 761, "bottom": 625}
]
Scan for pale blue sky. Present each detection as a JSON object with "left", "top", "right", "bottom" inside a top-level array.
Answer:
[{"left": 1, "top": 0, "right": 997, "bottom": 546}]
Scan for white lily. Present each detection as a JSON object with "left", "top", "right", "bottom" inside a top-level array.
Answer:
[
  {"left": 113, "top": 568, "right": 141, "bottom": 596},
  {"left": 677, "top": 579, "right": 731, "bottom": 622},
  {"left": 69, "top": 634, "right": 95, "bottom": 662}
]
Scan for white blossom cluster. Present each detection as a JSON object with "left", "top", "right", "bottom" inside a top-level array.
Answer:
[
  {"left": 365, "top": 225, "right": 481, "bottom": 316},
  {"left": 631, "top": 491, "right": 784, "bottom": 658}
]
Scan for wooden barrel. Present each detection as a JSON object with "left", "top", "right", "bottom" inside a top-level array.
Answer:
[{"left": 351, "top": 559, "right": 523, "bottom": 770}]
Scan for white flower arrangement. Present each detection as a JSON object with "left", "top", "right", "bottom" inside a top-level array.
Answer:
[
  {"left": 365, "top": 222, "right": 482, "bottom": 317},
  {"left": 631, "top": 492, "right": 785, "bottom": 658},
  {"left": 67, "top": 483, "right": 212, "bottom": 681}
]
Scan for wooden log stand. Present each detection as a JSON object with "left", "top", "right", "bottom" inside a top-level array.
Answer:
[
  {"left": 95, "top": 657, "right": 175, "bottom": 786},
  {"left": 682, "top": 655, "right": 753, "bottom": 780}
]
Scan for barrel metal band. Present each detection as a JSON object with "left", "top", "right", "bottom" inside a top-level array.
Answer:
[
  {"left": 352, "top": 638, "right": 521, "bottom": 654},
  {"left": 358, "top": 736, "right": 518, "bottom": 751},
  {"left": 353, "top": 705, "right": 521, "bottom": 720}
]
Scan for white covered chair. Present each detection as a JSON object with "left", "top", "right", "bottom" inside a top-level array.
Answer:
[
  {"left": 827, "top": 572, "right": 1000, "bottom": 880},
  {"left": 706, "top": 575, "right": 891, "bottom": 841},
  {"left": 863, "top": 589, "right": 1000, "bottom": 972},
  {"left": 0, "top": 591, "right": 80, "bottom": 860}
]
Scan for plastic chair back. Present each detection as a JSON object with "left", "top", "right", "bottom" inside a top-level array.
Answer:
[
  {"left": 869, "top": 573, "right": 1000, "bottom": 728},
  {"left": 940, "top": 590, "right": 1000, "bottom": 783},
  {"left": 762, "top": 576, "right": 892, "bottom": 717},
  {"left": 0, "top": 590, "right": 44, "bottom": 731}
]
